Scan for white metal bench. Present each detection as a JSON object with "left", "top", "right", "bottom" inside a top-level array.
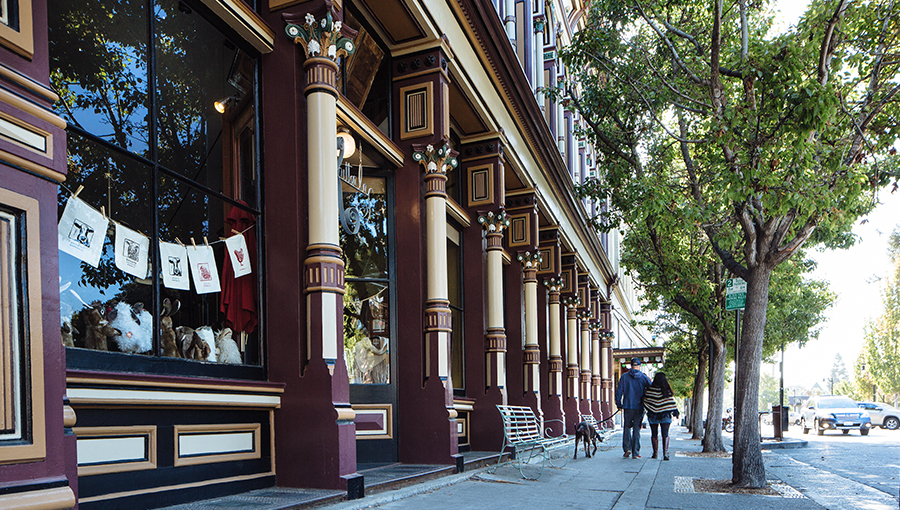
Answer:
[
  {"left": 580, "top": 413, "right": 614, "bottom": 443},
  {"left": 490, "top": 405, "right": 570, "bottom": 479}
]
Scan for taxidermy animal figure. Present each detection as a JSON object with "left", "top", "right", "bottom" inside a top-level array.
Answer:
[
  {"left": 194, "top": 326, "right": 217, "bottom": 363},
  {"left": 160, "top": 298, "right": 181, "bottom": 358},
  {"left": 83, "top": 302, "right": 119, "bottom": 351},
  {"left": 110, "top": 302, "right": 153, "bottom": 354},
  {"left": 215, "top": 328, "right": 242, "bottom": 364},
  {"left": 178, "top": 326, "right": 211, "bottom": 361},
  {"left": 61, "top": 320, "right": 77, "bottom": 347}
]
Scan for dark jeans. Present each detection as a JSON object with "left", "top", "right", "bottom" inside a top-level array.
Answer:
[
  {"left": 622, "top": 408, "right": 644, "bottom": 456},
  {"left": 649, "top": 422, "right": 670, "bottom": 439}
]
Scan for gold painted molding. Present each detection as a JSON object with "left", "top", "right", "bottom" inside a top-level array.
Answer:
[
  {"left": 74, "top": 425, "right": 157, "bottom": 476},
  {"left": 66, "top": 376, "right": 285, "bottom": 394},
  {"left": 173, "top": 423, "right": 261, "bottom": 467},
  {"left": 335, "top": 407, "right": 356, "bottom": 422},
  {"left": 446, "top": 198, "right": 471, "bottom": 227},
  {"left": 0, "top": 149, "right": 64, "bottom": 182},
  {"left": 0, "top": 63, "right": 60, "bottom": 103},
  {"left": 0, "top": 0, "right": 33, "bottom": 59},
  {"left": 0, "top": 486, "right": 76, "bottom": 510},
  {"left": 199, "top": 0, "right": 275, "bottom": 54},
  {"left": 62, "top": 405, "right": 76, "bottom": 428},
  {"left": 0, "top": 88, "right": 66, "bottom": 129}
]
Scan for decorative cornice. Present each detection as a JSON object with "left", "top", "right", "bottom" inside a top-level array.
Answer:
[
  {"left": 285, "top": 8, "right": 356, "bottom": 63},
  {"left": 413, "top": 143, "right": 459, "bottom": 175}
]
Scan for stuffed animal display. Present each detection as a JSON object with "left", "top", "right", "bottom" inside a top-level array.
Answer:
[
  {"left": 215, "top": 328, "right": 242, "bottom": 364},
  {"left": 160, "top": 298, "right": 181, "bottom": 358},
  {"left": 110, "top": 302, "right": 153, "bottom": 354},
  {"left": 83, "top": 302, "right": 120, "bottom": 351},
  {"left": 194, "top": 326, "right": 217, "bottom": 363}
]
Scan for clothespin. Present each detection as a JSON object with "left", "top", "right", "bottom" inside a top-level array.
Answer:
[
  {"left": 203, "top": 236, "right": 209, "bottom": 247},
  {"left": 100, "top": 206, "right": 106, "bottom": 219},
  {"left": 232, "top": 229, "right": 240, "bottom": 236},
  {"left": 175, "top": 237, "right": 185, "bottom": 248},
  {"left": 190, "top": 237, "right": 197, "bottom": 249},
  {"left": 73, "top": 185, "right": 84, "bottom": 198}
]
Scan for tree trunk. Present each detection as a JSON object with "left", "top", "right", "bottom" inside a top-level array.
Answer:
[
  {"left": 702, "top": 330, "right": 727, "bottom": 452},
  {"left": 690, "top": 336, "right": 708, "bottom": 440},
  {"left": 732, "top": 265, "right": 772, "bottom": 488}
]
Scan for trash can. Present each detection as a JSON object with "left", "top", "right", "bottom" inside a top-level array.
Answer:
[{"left": 772, "top": 405, "right": 789, "bottom": 438}]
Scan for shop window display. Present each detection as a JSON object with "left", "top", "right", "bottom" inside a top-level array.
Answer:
[
  {"left": 342, "top": 176, "right": 390, "bottom": 384},
  {"left": 50, "top": 0, "right": 261, "bottom": 369}
]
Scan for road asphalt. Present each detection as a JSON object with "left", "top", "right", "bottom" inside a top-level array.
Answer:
[{"left": 318, "top": 426, "right": 900, "bottom": 510}]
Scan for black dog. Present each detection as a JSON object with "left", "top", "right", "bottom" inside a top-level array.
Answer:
[{"left": 574, "top": 421, "right": 600, "bottom": 459}]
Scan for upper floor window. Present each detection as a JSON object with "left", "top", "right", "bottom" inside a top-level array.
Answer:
[{"left": 49, "top": 0, "right": 263, "bottom": 377}]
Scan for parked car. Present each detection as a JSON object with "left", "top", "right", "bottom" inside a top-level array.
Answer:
[
  {"left": 857, "top": 402, "right": 900, "bottom": 430},
  {"left": 800, "top": 395, "right": 872, "bottom": 436},
  {"left": 790, "top": 410, "right": 801, "bottom": 425}
]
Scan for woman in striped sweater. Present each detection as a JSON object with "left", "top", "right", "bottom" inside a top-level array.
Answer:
[{"left": 643, "top": 372, "right": 680, "bottom": 460}]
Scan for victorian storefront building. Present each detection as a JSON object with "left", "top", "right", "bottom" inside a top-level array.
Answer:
[{"left": 0, "top": 0, "right": 655, "bottom": 508}]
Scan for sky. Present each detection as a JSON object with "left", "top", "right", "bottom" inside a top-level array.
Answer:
[{"left": 762, "top": 0, "right": 899, "bottom": 390}]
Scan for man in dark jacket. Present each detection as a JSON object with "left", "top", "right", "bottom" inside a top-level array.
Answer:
[{"left": 615, "top": 357, "right": 652, "bottom": 458}]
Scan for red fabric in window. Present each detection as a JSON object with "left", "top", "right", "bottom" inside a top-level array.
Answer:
[{"left": 220, "top": 202, "right": 258, "bottom": 334}]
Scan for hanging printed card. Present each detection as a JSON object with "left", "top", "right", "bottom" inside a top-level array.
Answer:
[
  {"left": 187, "top": 244, "right": 221, "bottom": 294},
  {"left": 225, "top": 233, "right": 252, "bottom": 278},
  {"left": 58, "top": 196, "right": 109, "bottom": 267},
  {"left": 159, "top": 241, "right": 190, "bottom": 290},
  {"left": 114, "top": 223, "right": 150, "bottom": 278}
]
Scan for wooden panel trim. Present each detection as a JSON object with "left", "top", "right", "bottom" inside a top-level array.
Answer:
[
  {"left": 446, "top": 198, "right": 471, "bottom": 227},
  {"left": 399, "top": 82, "right": 434, "bottom": 140},
  {"left": 0, "top": 486, "right": 76, "bottom": 510},
  {"left": 173, "top": 423, "right": 261, "bottom": 467},
  {"left": 198, "top": 0, "right": 275, "bottom": 54},
  {"left": 66, "top": 387, "right": 282, "bottom": 408},
  {"left": 0, "top": 149, "right": 64, "bottom": 183},
  {"left": 0, "top": 88, "right": 66, "bottom": 130},
  {"left": 76, "top": 471, "right": 274, "bottom": 504},
  {"left": 0, "top": 63, "right": 59, "bottom": 103},
  {"left": 0, "top": 0, "right": 33, "bottom": 59},
  {"left": 0, "top": 188, "right": 45, "bottom": 465},
  {"left": 66, "top": 374, "right": 285, "bottom": 394},
  {"left": 352, "top": 403, "right": 392, "bottom": 440},
  {"left": 337, "top": 95, "right": 404, "bottom": 168},
  {"left": 74, "top": 425, "right": 157, "bottom": 476}
]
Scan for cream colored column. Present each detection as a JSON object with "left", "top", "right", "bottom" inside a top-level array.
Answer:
[
  {"left": 579, "top": 310, "right": 591, "bottom": 411},
  {"left": 591, "top": 322, "right": 601, "bottom": 403},
  {"left": 534, "top": 15, "right": 546, "bottom": 108},
  {"left": 544, "top": 278, "right": 563, "bottom": 396},
  {"left": 564, "top": 298, "right": 579, "bottom": 399},
  {"left": 413, "top": 145, "right": 458, "bottom": 408},
  {"left": 479, "top": 211, "right": 509, "bottom": 397},
  {"left": 518, "top": 251, "right": 542, "bottom": 395},
  {"left": 285, "top": 13, "right": 356, "bottom": 365}
]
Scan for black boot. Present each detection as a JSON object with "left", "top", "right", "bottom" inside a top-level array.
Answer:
[
  {"left": 651, "top": 437, "right": 658, "bottom": 459},
  {"left": 663, "top": 437, "right": 670, "bottom": 461}
]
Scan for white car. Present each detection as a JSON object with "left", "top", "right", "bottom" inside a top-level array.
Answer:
[
  {"left": 857, "top": 402, "right": 900, "bottom": 430},
  {"left": 800, "top": 396, "right": 872, "bottom": 436}
]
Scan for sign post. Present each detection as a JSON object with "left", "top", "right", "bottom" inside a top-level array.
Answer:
[{"left": 726, "top": 278, "right": 746, "bottom": 414}]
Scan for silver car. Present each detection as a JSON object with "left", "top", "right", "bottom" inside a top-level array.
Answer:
[
  {"left": 857, "top": 402, "right": 900, "bottom": 430},
  {"left": 800, "top": 396, "right": 872, "bottom": 436}
]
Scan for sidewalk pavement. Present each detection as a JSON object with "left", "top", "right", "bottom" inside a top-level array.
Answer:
[{"left": 317, "top": 426, "right": 899, "bottom": 510}]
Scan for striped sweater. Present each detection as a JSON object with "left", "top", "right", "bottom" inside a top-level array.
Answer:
[{"left": 643, "top": 386, "right": 678, "bottom": 415}]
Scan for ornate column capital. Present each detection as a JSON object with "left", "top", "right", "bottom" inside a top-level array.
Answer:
[
  {"left": 534, "top": 15, "right": 547, "bottom": 33},
  {"left": 577, "top": 310, "right": 592, "bottom": 323},
  {"left": 517, "top": 250, "right": 542, "bottom": 281},
  {"left": 561, "top": 295, "right": 578, "bottom": 309},
  {"left": 285, "top": 10, "right": 356, "bottom": 63},
  {"left": 478, "top": 210, "right": 509, "bottom": 249},
  {"left": 413, "top": 143, "right": 458, "bottom": 199},
  {"left": 543, "top": 276, "right": 563, "bottom": 294},
  {"left": 598, "top": 330, "right": 614, "bottom": 343}
]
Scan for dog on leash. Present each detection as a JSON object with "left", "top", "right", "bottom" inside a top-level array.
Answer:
[{"left": 574, "top": 421, "right": 600, "bottom": 459}]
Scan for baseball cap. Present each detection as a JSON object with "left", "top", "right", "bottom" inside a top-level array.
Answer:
[{"left": 631, "top": 357, "right": 642, "bottom": 366}]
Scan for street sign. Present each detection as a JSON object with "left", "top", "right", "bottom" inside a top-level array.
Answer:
[{"left": 725, "top": 277, "right": 747, "bottom": 311}]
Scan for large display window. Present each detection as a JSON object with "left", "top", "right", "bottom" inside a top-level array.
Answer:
[{"left": 49, "top": 0, "right": 263, "bottom": 376}]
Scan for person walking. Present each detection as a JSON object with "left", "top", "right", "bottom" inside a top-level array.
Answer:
[
  {"left": 615, "top": 357, "right": 651, "bottom": 459},
  {"left": 643, "top": 372, "right": 680, "bottom": 460}
]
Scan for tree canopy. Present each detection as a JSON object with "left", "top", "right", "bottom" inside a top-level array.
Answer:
[{"left": 559, "top": 0, "right": 900, "bottom": 487}]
